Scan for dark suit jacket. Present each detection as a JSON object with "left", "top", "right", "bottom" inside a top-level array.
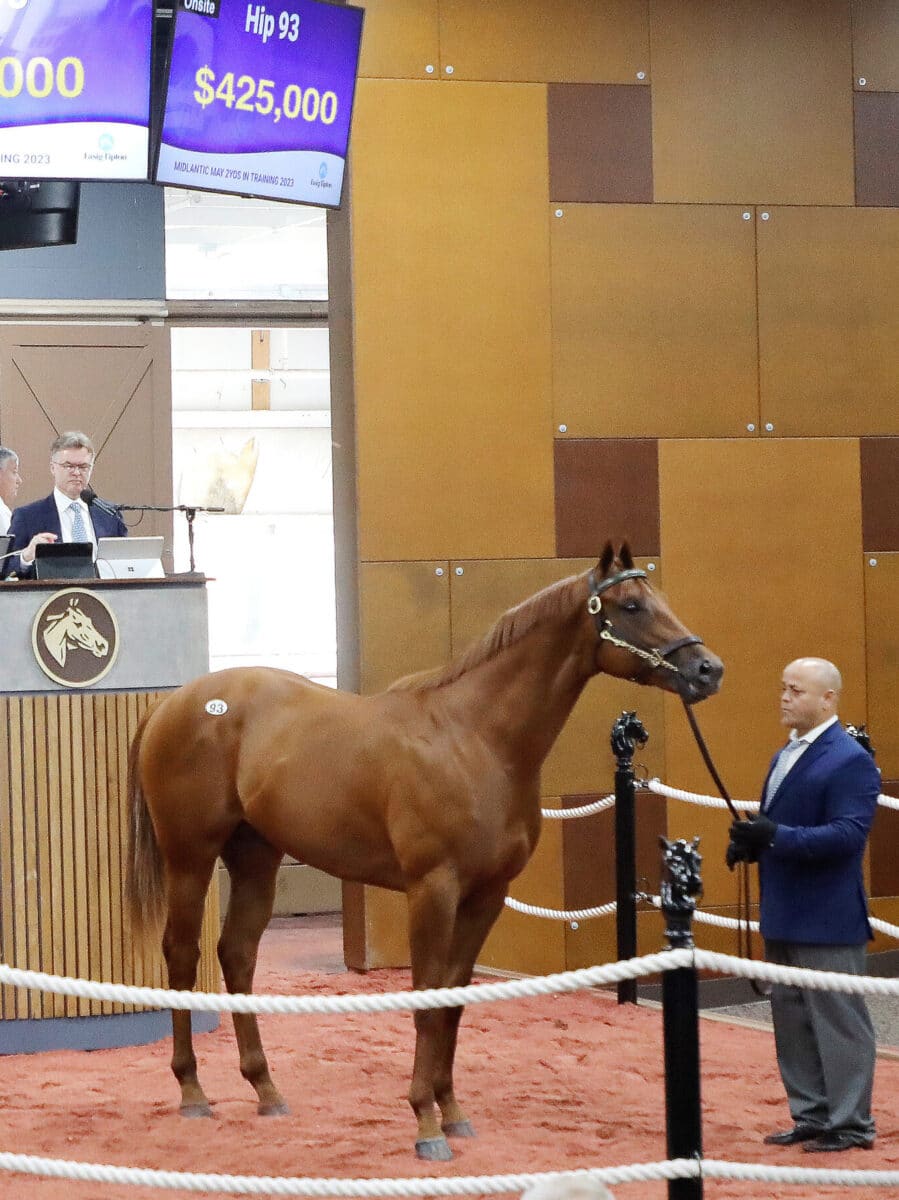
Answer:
[
  {"left": 758, "top": 721, "right": 880, "bottom": 945},
  {"left": 5, "top": 493, "right": 128, "bottom": 579}
]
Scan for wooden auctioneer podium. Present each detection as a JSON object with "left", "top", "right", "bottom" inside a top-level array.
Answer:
[{"left": 0, "top": 574, "right": 220, "bottom": 1053}]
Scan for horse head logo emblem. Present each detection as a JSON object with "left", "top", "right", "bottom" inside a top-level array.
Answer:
[
  {"left": 43, "top": 597, "right": 109, "bottom": 667},
  {"left": 32, "top": 589, "right": 119, "bottom": 687}
]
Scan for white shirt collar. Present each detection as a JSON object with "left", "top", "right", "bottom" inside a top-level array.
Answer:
[{"left": 789, "top": 714, "right": 839, "bottom": 745}]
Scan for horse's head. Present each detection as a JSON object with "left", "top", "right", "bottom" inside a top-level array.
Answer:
[
  {"left": 46, "top": 598, "right": 109, "bottom": 659},
  {"left": 586, "top": 542, "right": 723, "bottom": 704}
]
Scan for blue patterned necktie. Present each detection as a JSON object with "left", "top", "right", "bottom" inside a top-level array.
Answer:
[
  {"left": 764, "top": 738, "right": 806, "bottom": 805},
  {"left": 68, "top": 501, "right": 90, "bottom": 543}
]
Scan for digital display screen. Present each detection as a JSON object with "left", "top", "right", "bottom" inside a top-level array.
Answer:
[
  {"left": 0, "top": 0, "right": 153, "bottom": 181},
  {"left": 156, "top": 0, "right": 364, "bottom": 208}
]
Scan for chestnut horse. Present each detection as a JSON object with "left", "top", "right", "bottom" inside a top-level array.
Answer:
[{"left": 126, "top": 543, "right": 722, "bottom": 1160}]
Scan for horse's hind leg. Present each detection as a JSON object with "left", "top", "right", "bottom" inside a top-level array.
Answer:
[
  {"left": 163, "top": 863, "right": 218, "bottom": 1117},
  {"left": 219, "top": 823, "right": 287, "bottom": 1116}
]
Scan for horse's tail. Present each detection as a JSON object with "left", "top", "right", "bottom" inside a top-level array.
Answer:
[{"left": 125, "top": 705, "right": 167, "bottom": 945}]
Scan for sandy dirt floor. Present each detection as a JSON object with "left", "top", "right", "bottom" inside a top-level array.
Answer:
[{"left": 0, "top": 916, "right": 897, "bottom": 1200}]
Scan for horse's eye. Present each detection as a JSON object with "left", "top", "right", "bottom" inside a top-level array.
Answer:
[{"left": 622, "top": 601, "right": 641, "bottom": 614}]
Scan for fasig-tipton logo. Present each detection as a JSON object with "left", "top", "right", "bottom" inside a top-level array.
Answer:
[
  {"left": 179, "top": 0, "right": 221, "bottom": 15},
  {"left": 31, "top": 589, "right": 120, "bottom": 688}
]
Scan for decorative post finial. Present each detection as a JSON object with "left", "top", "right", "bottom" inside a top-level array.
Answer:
[
  {"left": 610, "top": 710, "right": 648, "bottom": 768},
  {"left": 660, "top": 836, "right": 703, "bottom": 950}
]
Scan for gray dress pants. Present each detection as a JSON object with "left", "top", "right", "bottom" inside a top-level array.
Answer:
[{"left": 765, "top": 940, "right": 875, "bottom": 1136}]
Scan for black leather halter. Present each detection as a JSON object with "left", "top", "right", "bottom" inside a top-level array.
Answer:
[{"left": 586, "top": 568, "right": 704, "bottom": 677}]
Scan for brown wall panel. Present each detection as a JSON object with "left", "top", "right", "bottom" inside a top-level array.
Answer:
[
  {"left": 650, "top": 0, "right": 854, "bottom": 205},
  {"left": 356, "top": 0, "right": 440, "bottom": 79},
  {"left": 852, "top": 0, "right": 899, "bottom": 91},
  {"left": 478, "top": 799, "right": 565, "bottom": 975},
  {"left": 864, "top": 554, "right": 899, "bottom": 779},
  {"left": 551, "top": 205, "right": 758, "bottom": 438},
  {"left": 351, "top": 80, "right": 554, "bottom": 561},
  {"left": 758, "top": 208, "right": 899, "bottom": 436},
  {"left": 438, "top": 0, "right": 649, "bottom": 84},
  {"left": 860, "top": 438, "right": 899, "bottom": 550},
  {"left": 854, "top": 92, "right": 899, "bottom": 206},
  {"left": 870, "top": 782, "right": 899, "bottom": 899},
  {"left": 555, "top": 439, "right": 659, "bottom": 558},
  {"left": 659, "top": 439, "right": 867, "bottom": 904},
  {"left": 548, "top": 84, "right": 653, "bottom": 203},
  {"left": 359, "top": 561, "right": 451, "bottom": 694}
]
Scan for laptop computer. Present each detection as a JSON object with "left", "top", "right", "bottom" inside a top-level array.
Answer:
[
  {"left": 0, "top": 534, "right": 12, "bottom": 562},
  {"left": 34, "top": 542, "right": 98, "bottom": 580},
  {"left": 96, "top": 536, "right": 165, "bottom": 580}
]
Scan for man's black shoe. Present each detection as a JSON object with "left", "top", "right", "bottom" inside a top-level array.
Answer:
[
  {"left": 763, "top": 1125, "right": 823, "bottom": 1146},
  {"left": 803, "top": 1130, "right": 875, "bottom": 1153}
]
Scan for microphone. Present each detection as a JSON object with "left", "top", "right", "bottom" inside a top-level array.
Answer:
[{"left": 80, "top": 486, "right": 122, "bottom": 518}]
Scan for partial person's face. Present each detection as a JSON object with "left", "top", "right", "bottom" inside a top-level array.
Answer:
[
  {"left": 50, "top": 448, "right": 93, "bottom": 500},
  {"left": 0, "top": 455, "right": 21, "bottom": 506},
  {"left": 779, "top": 661, "right": 835, "bottom": 737}
]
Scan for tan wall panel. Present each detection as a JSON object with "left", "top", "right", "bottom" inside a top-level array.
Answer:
[
  {"left": 478, "top": 799, "right": 565, "bottom": 975},
  {"left": 659, "top": 439, "right": 866, "bottom": 904},
  {"left": 551, "top": 205, "right": 758, "bottom": 438},
  {"left": 351, "top": 80, "right": 554, "bottom": 561},
  {"left": 852, "top": 0, "right": 899, "bottom": 91},
  {"left": 448, "top": 557, "right": 667, "bottom": 795},
  {"left": 359, "top": 561, "right": 451, "bottom": 694},
  {"left": 356, "top": 0, "right": 440, "bottom": 80},
  {"left": 758, "top": 207, "right": 899, "bottom": 436},
  {"left": 864, "top": 554, "right": 899, "bottom": 779},
  {"left": 438, "top": 0, "right": 649, "bottom": 83},
  {"left": 650, "top": 0, "right": 854, "bottom": 204}
]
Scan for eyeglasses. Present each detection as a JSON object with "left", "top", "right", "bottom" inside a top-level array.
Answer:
[{"left": 52, "top": 460, "right": 93, "bottom": 473}]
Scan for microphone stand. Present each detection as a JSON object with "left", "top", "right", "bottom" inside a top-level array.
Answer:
[{"left": 95, "top": 501, "right": 225, "bottom": 573}]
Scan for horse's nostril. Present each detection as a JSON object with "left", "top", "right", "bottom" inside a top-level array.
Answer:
[{"left": 699, "top": 659, "right": 713, "bottom": 676}]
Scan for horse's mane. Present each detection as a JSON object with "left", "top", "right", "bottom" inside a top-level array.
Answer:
[{"left": 388, "top": 572, "right": 584, "bottom": 694}]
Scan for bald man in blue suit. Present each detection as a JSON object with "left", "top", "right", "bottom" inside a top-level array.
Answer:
[{"left": 727, "top": 657, "right": 880, "bottom": 1154}]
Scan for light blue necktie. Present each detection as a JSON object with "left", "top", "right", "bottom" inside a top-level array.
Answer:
[
  {"left": 68, "top": 501, "right": 90, "bottom": 543},
  {"left": 764, "top": 738, "right": 806, "bottom": 806}
]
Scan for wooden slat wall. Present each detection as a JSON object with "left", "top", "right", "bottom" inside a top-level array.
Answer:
[{"left": 0, "top": 692, "right": 220, "bottom": 1021}]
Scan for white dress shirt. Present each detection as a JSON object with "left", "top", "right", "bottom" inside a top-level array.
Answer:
[
  {"left": 0, "top": 498, "right": 10, "bottom": 536},
  {"left": 780, "top": 714, "right": 840, "bottom": 777}
]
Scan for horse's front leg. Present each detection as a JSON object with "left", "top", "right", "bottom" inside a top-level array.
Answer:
[
  {"left": 434, "top": 882, "right": 508, "bottom": 1140},
  {"left": 406, "top": 868, "right": 460, "bottom": 1161}
]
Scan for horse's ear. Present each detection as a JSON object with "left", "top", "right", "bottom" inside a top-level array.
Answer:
[
  {"left": 598, "top": 542, "right": 615, "bottom": 577},
  {"left": 619, "top": 542, "right": 635, "bottom": 570}
]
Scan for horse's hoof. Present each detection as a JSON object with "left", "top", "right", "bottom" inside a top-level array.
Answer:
[
  {"left": 258, "top": 1101, "right": 290, "bottom": 1117},
  {"left": 179, "top": 1103, "right": 213, "bottom": 1119},
  {"left": 442, "top": 1119, "right": 476, "bottom": 1139},
  {"left": 415, "top": 1136, "right": 453, "bottom": 1162}
]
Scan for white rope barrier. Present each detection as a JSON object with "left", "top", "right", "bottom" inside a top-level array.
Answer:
[
  {"left": 641, "top": 778, "right": 760, "bottom": 810},
  {"left": 503, "top": 898, "right": 617, "bottom": 921},
  {"left": 539, "top": 795, "right": 614, "bottom": 819},
  {"left": 4, "top": 1151, "right": 899, "bottom": 1194}
]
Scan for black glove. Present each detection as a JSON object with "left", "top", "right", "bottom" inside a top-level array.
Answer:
[
  {"left": 725, "top": 839, "right": 759, "bottom": 870},
  {"left": 730, "top": 815, "right": 778, "bottom": 850}
]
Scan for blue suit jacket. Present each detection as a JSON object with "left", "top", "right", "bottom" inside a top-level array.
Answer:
[
  {"left": 758, "top": 721, "right": 880, "bottom": 945},
  {"left": 5, "top": 493, "right": 127, "bottom": 579}
]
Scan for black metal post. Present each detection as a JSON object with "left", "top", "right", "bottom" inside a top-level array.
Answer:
[
  {"left": 610, "top": 712, "right": 647, "bottom": 1005},
  {"left": 660, "top": 837, "right": 704, "bottom": 1200}
]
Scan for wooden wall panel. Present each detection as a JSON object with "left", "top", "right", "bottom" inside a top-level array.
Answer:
[
  {"left": 551, "top": 205, "right": 758, "bottom": 438},
  {"left": 852, "top": 0, "right": 899, "bottom": 91},
  {"left": 447, "top": 557, "right": 667, "bottom": 796},
  {"left": 351, "top": 80, "right": 554, "bottom": 561},
  {"left": 860, "top": 438, "right": 899, "bottom": 550},
  {"left": 659, "top": 439, "right": 867, "bottom": 904},
  {"left": 548, "top": 85, "right": 653, "bottom": 204},
  {"left": 650, "top": 0, "right": 854, "bottom": 205},
  {"left": 438, "top": 0, "right": 649, "bottom": 84},
  {"left": 870, "top": 780, "right": 899, "bottom": 899},
  {"left": 356, "top": 0, "right": 440, "bottom": 79},
  {"left": 0, "top": 693, "right": 220, "bottom": 1022},
  {"left": 854, "top": 92, "right": 899, "bottom": 206},
  {"left": 554, "top": 439, "right": 659, "bottom": 558},
  {"left": 758, "top": 208, "right": 899, "bottom": 436},
  {"left": 359, "top": 561, "right": 451, "bottom": 694},
  {"left": 478, "top": 799, "right": 565, "bottom": 975},
  {"left": 864, "top": 554, "right": 899, "bottom": 780}
]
